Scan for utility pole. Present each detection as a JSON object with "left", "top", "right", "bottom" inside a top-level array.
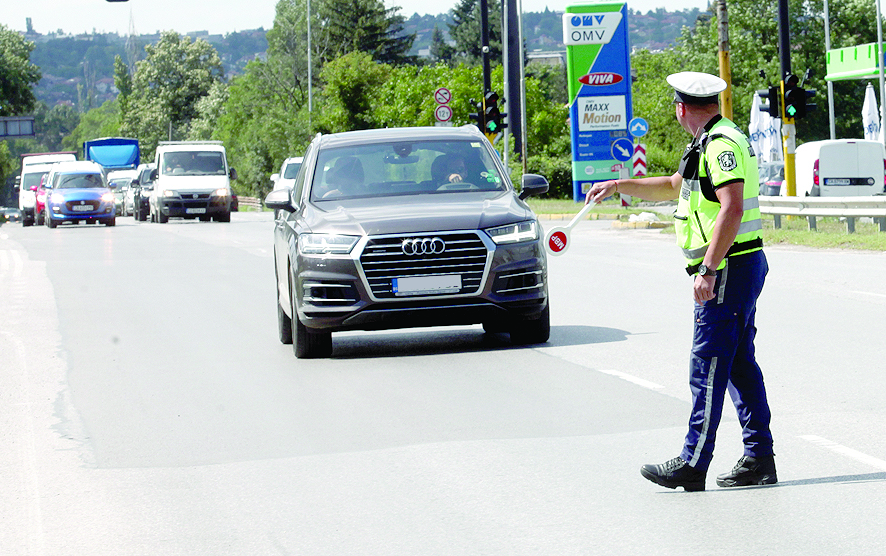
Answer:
[{"left": 716, "top": 0, "right": 732, "bottom": 119}]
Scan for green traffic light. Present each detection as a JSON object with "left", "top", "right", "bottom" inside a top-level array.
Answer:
[{"left": 786, "top": 105, "right": 796, "bottom": 117}]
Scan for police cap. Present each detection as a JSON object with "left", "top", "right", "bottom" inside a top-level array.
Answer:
[{"left": 667, "top": 72, "right": 727, "bottom": 105}]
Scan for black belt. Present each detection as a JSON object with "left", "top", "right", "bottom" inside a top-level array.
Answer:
[{"left": 685, "top": 238, "right": 763, "bottom": 275}]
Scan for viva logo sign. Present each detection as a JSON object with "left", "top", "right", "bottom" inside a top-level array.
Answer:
[{"left": 579, "top": 72, "right": 623, "bottom": 86}]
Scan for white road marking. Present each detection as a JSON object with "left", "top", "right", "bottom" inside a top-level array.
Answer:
[
  {"left": 799, "top": 435, "right": 886, "bottom": 471},
  {"left": 598, "top": 369, "right": 664, "bottom": 390}
]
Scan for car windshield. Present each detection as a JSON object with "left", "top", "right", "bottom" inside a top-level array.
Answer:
[
  {"left": 161, "top": 151, "right": 226, "bottom": 176},
  {"left": 310, "top": 139, "right": 507, "bottom": 201},
  {"left": 283, "top": 162, "right": 302, "bottom": 179},
  {"left": 58, "top": 173, "right": 105, "bottom": 189},
  {"left": 23, "top": 172, "right": 49, "bottom": 188}
]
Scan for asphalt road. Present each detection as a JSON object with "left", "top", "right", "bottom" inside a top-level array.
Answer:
[{"left": 1, "top": 212, "right": 885, "bottom": 555}]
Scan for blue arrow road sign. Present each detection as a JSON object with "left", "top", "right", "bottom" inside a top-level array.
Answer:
[
  {"left": 629, "top": 117, "right": 648, "bottom": 138},
  {"left": 611, "top": 137, "right": 634, "bottom": 162}
]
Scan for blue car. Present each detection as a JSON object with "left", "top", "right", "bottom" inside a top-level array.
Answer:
[{"left": 44, "top": 161, "right": 117, "bottom": 228}]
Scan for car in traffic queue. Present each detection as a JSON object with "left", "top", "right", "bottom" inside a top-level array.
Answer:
[
  {"left": 42, "top": 161, "right": 116, "bottom": 228},
  {"left": 33, "top": 175, "right": 50, "bottom": 226},
  {"left": 107, "top": 169, "right": 139, "bottom": 216},
  {"left": 1, "top": 207, "right": 23, "bottom": 224},
  {"left": 264, "top": 125, "right": 551, "bottom": 359},
  {"left": 271, "top": 156, "right": 304, "bottom": 191},
  {"left": 128, "top": 163, "right": 156, "bottom": 221}
]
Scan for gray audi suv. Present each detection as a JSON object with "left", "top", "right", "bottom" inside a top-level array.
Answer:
[{"left": 264, "top": 125, "right": 551, "bottom": 358}]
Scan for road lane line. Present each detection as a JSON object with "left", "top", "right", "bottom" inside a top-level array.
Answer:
[
  {"left": 598, "top": 369, "right": 664, "bottom": 390},
  {"left": 799, "top": 435, "right": 886, "bottom": 471}
]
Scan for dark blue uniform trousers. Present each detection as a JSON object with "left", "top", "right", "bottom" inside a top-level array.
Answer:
[{"left": 680, "top": 249, "right": 774, "bottom": 471}]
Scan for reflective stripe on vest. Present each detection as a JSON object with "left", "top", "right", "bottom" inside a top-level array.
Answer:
[{"left": 675, "top": 122, "right": 763, "bottom": 268}]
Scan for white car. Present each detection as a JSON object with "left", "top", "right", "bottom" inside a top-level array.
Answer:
[{"left": 271, "top": 157, "right": 304, "bottom": 191}]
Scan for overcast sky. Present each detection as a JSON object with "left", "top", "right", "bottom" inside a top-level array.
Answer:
[{"left": 2, "top": 0, "right": 709, "bottom": 36}]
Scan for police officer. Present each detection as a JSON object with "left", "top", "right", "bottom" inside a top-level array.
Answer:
[{"left": 585, "top": 72, "right": 777, "bottom": 491}]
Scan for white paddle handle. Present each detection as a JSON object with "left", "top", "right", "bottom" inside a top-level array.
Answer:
[{"left": 565, "top": 202, "right": 595, "bottom": 230}]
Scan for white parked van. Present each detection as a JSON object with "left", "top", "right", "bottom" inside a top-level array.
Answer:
[
  {"left": 15, "top": 151, "right": 77, "bottom": 226},
  {"left": 149, "top": 141, "right": 237, "bottom": 223},
  {"left": 794, "top": 139, "right": 886, "bottom": 196}
]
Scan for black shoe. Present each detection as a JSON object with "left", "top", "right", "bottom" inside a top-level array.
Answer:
[
  {"left": 640, "top": 457, "right": 706, "bottom": 491},
  {"left": 716, "top": 455, "right": 778, "bottom": 487}
]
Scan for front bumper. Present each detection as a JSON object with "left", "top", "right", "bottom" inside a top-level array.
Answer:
[
  {"left": 158, "top": 193, "right": 230, "bottom": 217},
  {"left": 48, "top": 199, "right": 115, "bottom": 221},
  {"left": 293, "top": 231, "right": 548, "bottom": 332}
]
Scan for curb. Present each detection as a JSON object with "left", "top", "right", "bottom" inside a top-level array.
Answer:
[{"left": 611, "top": 220, "right": 673, "bottom": 229}]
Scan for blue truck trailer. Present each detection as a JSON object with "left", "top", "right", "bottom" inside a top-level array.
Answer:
[{"left": 83, "top": 137, "right": 140, "bottom": 170}]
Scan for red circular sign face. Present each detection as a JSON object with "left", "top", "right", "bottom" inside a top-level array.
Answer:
[{"left": 548, "top": 230, "right": 568, "bottom": 252}]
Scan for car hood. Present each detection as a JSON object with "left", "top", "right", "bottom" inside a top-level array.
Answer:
[
  {"left": 158, "top": 174, "right": 228, "bottom": 191},
  {"left": 52, "top": 188, "right": 111, "bottom": 201},
  {"left": 305, "top": 191, "right": 536, "bottom": 236}
]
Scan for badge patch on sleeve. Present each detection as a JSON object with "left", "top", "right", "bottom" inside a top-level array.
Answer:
[{"left": 717, "top": 151, "right": 738, "bottom": 171}]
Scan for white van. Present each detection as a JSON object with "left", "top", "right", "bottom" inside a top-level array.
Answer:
[
  {"left": 15, "top": 152, "right": 77, "bottom": 226},
  {"left": 794, "top": 139, "right": 886, "bottom": 196},
  {"left": 149, "top": 141, "right": 237, "bottom": 223}
]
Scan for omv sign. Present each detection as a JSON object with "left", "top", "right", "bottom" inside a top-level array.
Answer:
[{"left": 563, "top": 12, "right": 622, "bottom": 45}]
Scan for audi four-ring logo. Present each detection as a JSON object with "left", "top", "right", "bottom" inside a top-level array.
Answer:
[{"left": 401, "top": 237, "right": 446, "bottom": 256}]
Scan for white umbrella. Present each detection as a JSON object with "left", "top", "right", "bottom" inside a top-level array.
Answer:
[
  {"left": 862, "top": 82, "right": 881, "bottom": 141},
  {"left": 748, "top": 92, "right": 783, "bottom": 163}
]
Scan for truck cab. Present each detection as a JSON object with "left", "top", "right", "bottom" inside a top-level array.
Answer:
[{"left": 149, "top": 141, "right": 237, "bottom": 223}]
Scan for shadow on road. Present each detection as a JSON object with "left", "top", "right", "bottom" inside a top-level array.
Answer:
[{"left": 330, "top": 324, "right": 630, "bottom": 359}]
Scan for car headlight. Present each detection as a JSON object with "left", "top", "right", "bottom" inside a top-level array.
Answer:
[
  {"left": 101, "top": 192, "right": 115, "bottom": 203},
  {"left": 163, "top": 190, "right": 179, "bottom": 198},
  {"left": 50, "top": 193, "right": 65, "bottom": 204},
  {"left": 298, "top": 234, "right": 359, "bottom": 255},
  {"left": 214, "top": 188, "right": 229, "bottom": 197},
  {"left": 485, "top": 221, "right": 538, "bottom": 244}
]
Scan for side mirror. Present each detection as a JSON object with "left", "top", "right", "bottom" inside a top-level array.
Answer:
[
  {"left": 150, "top": 169, "right": 159, "bottom": 181},
  {"left": 30, "top": 185, "right": 38, "bottom": 192},
  {"left": 264, "top": 188, "right": 295, "bottom": 213},
  {"left": 229, "top": 167, "right": 238, "bottom": 181},
  {"left": 519, "top": 174, "right": 550, "bottom": 200},
  {"left": 108, "top": 182, "right": 117, "bottom": 190},
  {"left": 131, "top": 178, "right": 140, "bottom": 186}
]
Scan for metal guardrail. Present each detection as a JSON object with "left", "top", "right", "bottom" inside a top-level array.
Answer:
[
  {"left": 758, "top": 196, "right": 886, "bottom": 233},
  {"left": 237, "top": 196, "right": 262, "bottom": 210}
]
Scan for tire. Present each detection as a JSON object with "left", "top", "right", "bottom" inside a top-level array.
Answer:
[
  {"left": 138, "top": 208, "right": 147, "bottom": 222},
  {"left": 158, "top": 209, "right": 168, "bottom": 223},
  {"left": 278, "top": 264, "right": 294, "bottom": 345},
  {"left": 278, "top": 298, "right": 293, "bottom": 345},
  {"left": 294, "top": 318, "right": 332, "bottom": 358},
  {"left": 105, "top": 217, "right": 116, "bottom": 227},
  {"left": 215, "top": 211, "right": 231, "bottom": 223},
  {"left": 509, "top": 304, "right": 550, "bottom": 345},
  {"left": 47, "top": 214, "right": 58, "bottom": 229},
  {"left": 36, "top": 211, "right": 44, "bottom": 226}
]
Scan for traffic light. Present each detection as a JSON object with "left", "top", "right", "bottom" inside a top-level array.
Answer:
[
  {"left": 483, "top": 91, "right": 506, "bottom": 136},
  {"left": 469, "top": 98, "right": 485, "bottom": 132},
  {"left": 757, "top": 85, "right": 782, "bottom": 119},
  {"left": 783, "top": 74, "right": 805, "bottom": 120}
]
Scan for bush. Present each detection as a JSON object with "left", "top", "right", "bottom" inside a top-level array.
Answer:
[{"left": 510, "top": 153, "right": 573, "bottom": 199}]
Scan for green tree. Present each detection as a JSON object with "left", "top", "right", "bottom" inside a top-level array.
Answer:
[
  {"left": 429, "top": 25, "right": 454, "bottom": 66},
  {"left": 120, "top": 31, "right": 226, "bottom": 158},
  {"left": 0, "top": 23, "right": 42, "bottom": 116},
  {"left": 677, "top": 0, "right": 879, "bottom": 143},
  {"left": 315, "top": 51, "right": 392, "bottom": 132},
  {"left": 319, "top": 0, "right": 415, "bottom": 65},
  {"left": 448, "top": 0, "right": 502, "bottom": 66},
  {"left": 62, "top": 100, "right": 121, "bottom": 155}
]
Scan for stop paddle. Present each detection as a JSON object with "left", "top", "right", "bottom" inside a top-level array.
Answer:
[{"left": 544, "top": 202, "right": 595, "bottom": 256}]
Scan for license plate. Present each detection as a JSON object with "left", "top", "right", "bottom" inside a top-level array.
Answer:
[
  {"left": 824, "top": 178, "right": 851, "bottom": 185},
  {"left": 393, "top": 274, "right": 461, "bottom": 296},
  {"left": 186, "top": 208, "right": 207, "bottom": 214},
  {"left": 72, "top": 205, "right": 94, "bottom": 212}
]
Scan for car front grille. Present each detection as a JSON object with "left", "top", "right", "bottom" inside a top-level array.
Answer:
[{"left": 359, "top": 232, "right": 489, "bottom": 298}]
